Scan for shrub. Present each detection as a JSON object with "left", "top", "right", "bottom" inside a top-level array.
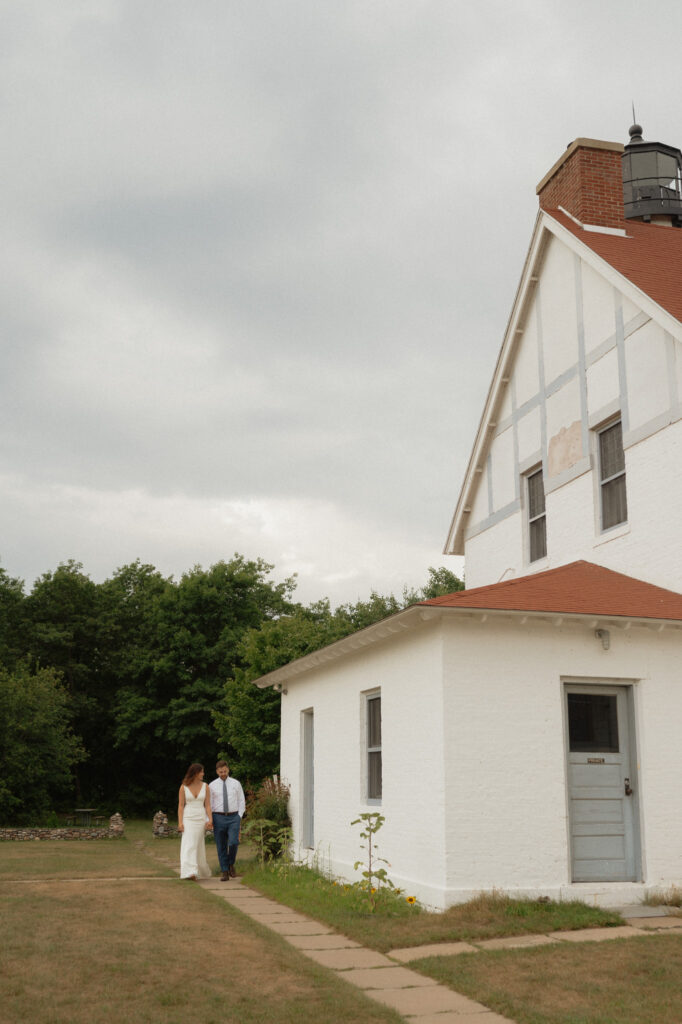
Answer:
[{"left": 243, "top": 777, "right": 291, "bottom": 860}]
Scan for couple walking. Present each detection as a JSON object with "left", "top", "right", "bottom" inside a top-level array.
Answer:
[{"left": 178, "top": 759, "right": 245, "bottom": 881}]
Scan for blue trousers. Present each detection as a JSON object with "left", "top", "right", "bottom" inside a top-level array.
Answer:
[{"left": 212, "top": 812, "right": 240, "bottom": 871}]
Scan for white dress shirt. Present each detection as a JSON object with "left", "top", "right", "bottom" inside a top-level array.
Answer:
[{"left": 209, "top": 775, "right": 245, "bottom": 816}]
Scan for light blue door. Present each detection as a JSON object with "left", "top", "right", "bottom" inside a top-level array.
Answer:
[{"left": 565, "top": 685, "right": 638, "bottom": 882}]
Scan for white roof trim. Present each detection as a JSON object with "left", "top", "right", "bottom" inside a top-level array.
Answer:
[
  {"left": 443, "top": 210, "right": 546, "bottom": 555},
  {"left": 444, "top": 209, "right": 682, "bottom": 556},
  {"left": 254, "top": 604, "right": 425, "bottom": 687},
  {"left": 252, "top": 602, "right": 682, "bottom": 688},
  {"left": 557, "top": 205, "right": 627, "bottom": 237}
]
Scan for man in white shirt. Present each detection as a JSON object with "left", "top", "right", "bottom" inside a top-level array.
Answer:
[{"left": 208, "top": 760, "right": 246, "bottom": 881}]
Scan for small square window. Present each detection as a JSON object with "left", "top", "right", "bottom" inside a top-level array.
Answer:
[{"left": 567, "top": 693, "right": 619, "bottom": 753}]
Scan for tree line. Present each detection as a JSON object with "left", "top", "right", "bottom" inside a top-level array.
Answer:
[{"left": 0, "top": 556, "right": 463, "bottom": 825}]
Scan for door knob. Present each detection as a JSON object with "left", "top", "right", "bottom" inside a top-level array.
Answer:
[{"left": 624, "top": 778, "right": 633, "bottom": 796}]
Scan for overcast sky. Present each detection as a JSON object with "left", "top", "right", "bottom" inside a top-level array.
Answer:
[{"left": 2, "top": 1, "right": 681, "bottom": 604}]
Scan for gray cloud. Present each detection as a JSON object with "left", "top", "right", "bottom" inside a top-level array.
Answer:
[{"left": 2, "top": 0, "right": 681, "bottom": 600}]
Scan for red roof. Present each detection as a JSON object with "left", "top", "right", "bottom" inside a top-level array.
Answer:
[
  {"left": 420, "top": 561, "right": 682, "bottom": 621},
  {"left": 549, "top": 209, "right": 682, "bottom": 323}
]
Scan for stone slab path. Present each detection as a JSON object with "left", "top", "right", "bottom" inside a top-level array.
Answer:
[{"left": 196, "top": 875, "right": 682, "bottom": 1023}]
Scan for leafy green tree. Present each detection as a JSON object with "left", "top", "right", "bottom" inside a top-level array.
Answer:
[
  {"left": 419, "top": 566, "right": 465, "bottom": 599},
  {"left": 217, "top": 568, "right": 465, "bottom": 783},
  {"left": 23, "top": 561, "right": 103, "bottom": 801},
  {"left": 0, "top": 566, "right": 27, "bottom": 669},
  {"left": 112, "top": 556, "right": 296, "bottom": 812},
  {"left": 95, "top": 561, "right": 169, "bottom": 807},
  {"left": 0, "top": 663, "right": 85, "bottom": 825},
  {"left": 216, "top": 601, "right": 341, "bottom": 783},
  {"left": 1, "top": 551, "right": 465, "bottom": 815},
  {"left": 217, "top": 592, "right": 405, "bottom": 783},
  {"left": 24, "top": 561, "right": 100, "bottom": 691}
]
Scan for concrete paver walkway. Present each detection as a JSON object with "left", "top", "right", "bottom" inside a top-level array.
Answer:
[{"left": 198, "top": 875, "right": 682, "bottom": 1023}]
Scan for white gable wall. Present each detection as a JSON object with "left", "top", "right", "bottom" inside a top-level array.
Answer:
[
  {"left": 463, "top": 229, "right": 682, "bottom": 593},
  {"left": 540, "top": 236, "right": 579, "bottom": 383}
]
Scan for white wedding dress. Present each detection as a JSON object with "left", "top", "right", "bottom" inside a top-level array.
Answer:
[{"left": 180, "top": 783, "right": 211, "bottom": 879}]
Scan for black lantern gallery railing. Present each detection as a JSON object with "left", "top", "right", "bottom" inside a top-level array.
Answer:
[{"left": 622, "top": 124, "right": 682, "bottom": 226}]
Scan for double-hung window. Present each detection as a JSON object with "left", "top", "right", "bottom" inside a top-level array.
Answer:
[
  {"left": 366, "top": 693, "right": 382, "bottom": 801},
  {"left": 527, "top": 468, "right": 547, "bottom": 562},
  {"left": 598, "top": 420, "right": 627, "bottom": 530}
]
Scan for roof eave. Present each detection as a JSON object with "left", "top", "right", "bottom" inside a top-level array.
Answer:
[
  {"left": 417, "top": 604, "right": 682, "bottom": 630},
  {"left": 253, "top": 604, "right": 428, "bottom": 688},
  {"left": 252, "top": 601, "right": 682, "bottom": 689}
]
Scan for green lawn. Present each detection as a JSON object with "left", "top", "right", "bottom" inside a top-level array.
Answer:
[
  {"left": 240, "top": 862, "right": 623, "bottom": 952},
  {"left": 0, "top": 823, "right": 175, "bottom": 879}
]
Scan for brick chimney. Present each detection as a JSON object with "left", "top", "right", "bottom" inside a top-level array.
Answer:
[{"left": 536, "top": 138, "right": 625, "bottom": 229}]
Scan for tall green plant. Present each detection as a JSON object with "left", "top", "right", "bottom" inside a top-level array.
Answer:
[{"left": 351, "top": 812, "right": 394, "bottom": 912}]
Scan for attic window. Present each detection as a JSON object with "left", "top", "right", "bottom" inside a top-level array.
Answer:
[
  {"left": 598, "top": 421, "right": 627, "bottom": 531},
  {"left": 527, "top": 469, "right": 547, "bottom": 562}
]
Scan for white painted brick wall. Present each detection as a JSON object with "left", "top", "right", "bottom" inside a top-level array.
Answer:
[
  {"left": 280, "top": 623, "right": 449, "bottom": 904},
  {"left": 278, "top": 613, "right": 682, "bottom": 908}
]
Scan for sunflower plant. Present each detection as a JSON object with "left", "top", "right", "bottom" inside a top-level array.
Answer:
[{"left": 351, "top": 812, "right": 395, "bottom": 912}]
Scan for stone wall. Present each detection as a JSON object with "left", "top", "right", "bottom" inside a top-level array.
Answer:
[{"left": 0, "top": 813, "right": 125, "bottom": 841}]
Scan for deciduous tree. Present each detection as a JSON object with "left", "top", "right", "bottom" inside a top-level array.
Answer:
[{"left": 0, "top": 663, "right": 85, "bottom": 825}]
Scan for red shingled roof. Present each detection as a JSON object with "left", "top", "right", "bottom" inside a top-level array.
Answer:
[
  {"left": 549, "top": 209, "right": 682, "bottom": 323},
  {"left": 420, "top": 561, "right": 682, "bottom": 621}
]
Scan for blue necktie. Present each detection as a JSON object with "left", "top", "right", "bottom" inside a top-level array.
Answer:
[{"left": 222, "top": 779, "right": 228, "bottom": 813}]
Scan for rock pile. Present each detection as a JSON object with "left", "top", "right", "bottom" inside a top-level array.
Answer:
[{"left": 152, "top": 810, "right": 180, "bottom": 838}]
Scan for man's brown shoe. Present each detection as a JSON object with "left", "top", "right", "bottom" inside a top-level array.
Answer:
[
  {"left": 228, "top": 866, "right": 237, "bottom": 878},
  {"left": 220, "top": 871, "right": 229, "bottom": 881}
]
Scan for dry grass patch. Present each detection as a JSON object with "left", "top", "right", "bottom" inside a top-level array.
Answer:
[
  {"left": 644, "top": 885, "right": 682, "bottom": 909},
  {"left": 412, "top": 933, "right": 682, "bottom": 1024},
  {"left": 0, "top": 877, "right": 402, "bottom": 1024}
]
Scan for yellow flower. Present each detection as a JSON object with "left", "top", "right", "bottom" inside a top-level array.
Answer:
[
  {"left": 370, "top": 888, "right": 377, "bottom": 894},
  {"left": 406, "top": 896, "right": 417, "bottom": 904}
]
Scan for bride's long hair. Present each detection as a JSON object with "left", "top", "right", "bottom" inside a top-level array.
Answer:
[{"left": 182, "top": 763, "right": 204, "bottom": 786}]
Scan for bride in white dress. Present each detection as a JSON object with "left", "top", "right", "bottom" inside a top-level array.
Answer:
[{"left": 178, "top": 763, "right": 213, "bottom": 880}]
